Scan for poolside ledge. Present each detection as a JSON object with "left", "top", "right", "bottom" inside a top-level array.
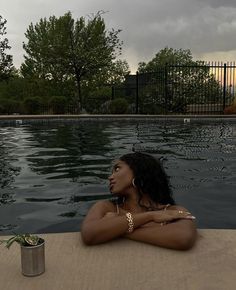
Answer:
[
  {"left": 1, "top": 113, "right": 236, "bottom": 120},
  {"left": 0, "top": 230, "right": 235, "bottom": 290}
]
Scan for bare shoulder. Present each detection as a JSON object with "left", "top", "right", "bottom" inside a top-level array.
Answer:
[
  {"left": 92, "top": 200, "right": 115, "bottom": 211},
  {"left": 83, "top": 199, "right": 115, "bottom": 222}
]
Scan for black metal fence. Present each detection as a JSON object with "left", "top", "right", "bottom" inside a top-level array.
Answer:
[
  {"left": 113, "top": 62, "right": 236, "bottom": 114},
  {"left": 1, "top": 62, "right": 235, "bottom": 115}
]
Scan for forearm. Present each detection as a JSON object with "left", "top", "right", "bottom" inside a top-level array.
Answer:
[
  {"left": 81, "top": 211, "right": 153, "bottom": 245},
  {"left": 125, "top": 220, "right": 197, "bottom": 250}
]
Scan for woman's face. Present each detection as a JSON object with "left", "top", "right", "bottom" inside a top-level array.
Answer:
[{"left": 108, "top": 160, "right": 134, "bottom": 195}]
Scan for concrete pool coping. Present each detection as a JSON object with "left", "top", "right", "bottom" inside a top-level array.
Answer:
[
  {"left": 0, "top": 113, "right": 236, "bottom": 120},
  {"left": 0, "top": 114, "right": 236, "bottom": 120},
  {"left": 0, "top": 230, "right": 235, "bottom": 290}
]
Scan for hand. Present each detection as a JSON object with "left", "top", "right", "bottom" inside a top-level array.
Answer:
[{"left": 151, "top": 209, "right": 196, "bottom": 223}]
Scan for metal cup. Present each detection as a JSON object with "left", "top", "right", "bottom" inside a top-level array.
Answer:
[{"left": 21, "top": 239, "right": 45, "bottom": 277}]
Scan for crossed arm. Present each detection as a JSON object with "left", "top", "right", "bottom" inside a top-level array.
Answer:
[{"left": 81, "top": 200, "right": 197, "bottom": 250}]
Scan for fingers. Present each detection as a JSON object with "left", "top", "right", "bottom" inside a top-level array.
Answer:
[
  {"left": 178, "top": 210, "right": 196, "bottom": 220},
  {"left": 178, "top": 210, "right": 191, "bottom": 214},
  {"left": 185, "top": 215, "right": 196, "bottom": 220},
  {"left": 150, "top": 209, "right": 196, "bottom": 223}
]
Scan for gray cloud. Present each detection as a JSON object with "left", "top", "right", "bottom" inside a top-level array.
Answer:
[
  {"left": 197, "top": 0, "right": 236, "bottom": 8},
  {"left": 1, "top": 0, "right": 236, "bottom": 72}
]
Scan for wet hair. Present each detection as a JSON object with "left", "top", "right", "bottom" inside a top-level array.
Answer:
[{"left": 117, "top": 152, "right": 175, "bottom": 209}]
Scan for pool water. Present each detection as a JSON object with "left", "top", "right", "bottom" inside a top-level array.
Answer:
[{"left": 0, "top": 119, "right": 236, "bottom": 234}]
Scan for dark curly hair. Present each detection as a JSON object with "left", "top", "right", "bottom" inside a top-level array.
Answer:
[{"left": 117, "top": 152, "right": 175, "bottom": 209}]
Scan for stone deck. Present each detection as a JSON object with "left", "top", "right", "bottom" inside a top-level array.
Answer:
[{"left": 0, "top": 230, "right": 235, "bottom": 290}]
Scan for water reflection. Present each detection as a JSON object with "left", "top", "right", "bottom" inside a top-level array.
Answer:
[
  {"left": 26, "top": 123, "right": 113, "bottom": 181},
  {"left": 0, "top": 192, "right": 16, "bottom": 205},
  {"left": 0, "top": 128, "right": 21, "bottom": 189}
]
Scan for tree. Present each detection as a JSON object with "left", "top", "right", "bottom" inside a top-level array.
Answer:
[
  {"left": 21, "top": 11, "right": 123, "bottom": 111},
  {"left": 0, "top": 15, "right": 13, "bottom": 81},
  {"left": 101, "top": 59, "right": 130, "bottom": 86},
  {"left": 138, "top": 47, "right": 194, "bottom": 73},
  {"left": 82, "top": 59, "right": 130, "bottom": 111},
  {"left": 137, "top": 47, "right": 222, "bottom": 113}
]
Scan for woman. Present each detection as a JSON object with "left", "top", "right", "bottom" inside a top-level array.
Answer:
[{"left": 81, "top": 152, "right": 197, "bottom": 250}]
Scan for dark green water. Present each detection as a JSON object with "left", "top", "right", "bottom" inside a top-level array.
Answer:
[{"left": 0, "top": 119, "right": 236, "bottom": 234}]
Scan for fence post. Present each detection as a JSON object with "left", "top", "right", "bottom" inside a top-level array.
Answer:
[
  {"left": 164, "top": 64, "right": 168, "bottom": 114},
  {"left": 136, "top": 71, "right": 139, "bottom": 114},
  {"left": 111, "top": 86, "right": 114, "bottom": 100},
  {"left": 223, "top": 63, "right": 226, "bottom": 112}
]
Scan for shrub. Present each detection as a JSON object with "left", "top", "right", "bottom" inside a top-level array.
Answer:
[
  {"left": 224, "top": 98, "right": 236, "bottom": 114},
  {"left": 109, "top": 98, "right": 128, "bottom": 114},
  {"left": 96, "top": 100, "right": 112, "bottom": 114},
  {"left": 23, "top": 97, "right": 43, "bottom": 114},
  {"left": 84, "top": 87, "right": 111, "bottom": 113},
  {"left": 0, "top": 98, "right": 22, "bottom": 114},
  {"left": 49, "top": 96, "right": 67, "bottom": 114},
  {"left": 224, "top": 104, "right": 236, "bottom": 114}
]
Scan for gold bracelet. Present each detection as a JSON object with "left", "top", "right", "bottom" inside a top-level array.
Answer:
[{"left": 126, "top": 212, "right": 134, "bottom": 233}]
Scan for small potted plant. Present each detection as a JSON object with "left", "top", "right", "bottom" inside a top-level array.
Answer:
[{"left": 0, "top": 233, "right": 45, "bottom": 277}]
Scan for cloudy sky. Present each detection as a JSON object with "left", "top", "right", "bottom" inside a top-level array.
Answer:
[{"left": 1, "top": 0, "right": 236, "bottom": 73}]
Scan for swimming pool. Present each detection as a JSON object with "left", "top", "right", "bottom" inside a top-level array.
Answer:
[{"left": 0, "top": 118, "right": 236, "bottom": 234}]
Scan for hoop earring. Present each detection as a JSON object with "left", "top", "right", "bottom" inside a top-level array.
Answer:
[
  {"left": 132, "top": 178, "right": 137, "bottom": 188},
  {"left": 122, "top": 196, "right": 125, "bottom": 204}
]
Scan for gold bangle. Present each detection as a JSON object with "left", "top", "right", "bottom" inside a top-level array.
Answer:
[{"left": 126, "top": 212, "right": 134, "bottom": 233}]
